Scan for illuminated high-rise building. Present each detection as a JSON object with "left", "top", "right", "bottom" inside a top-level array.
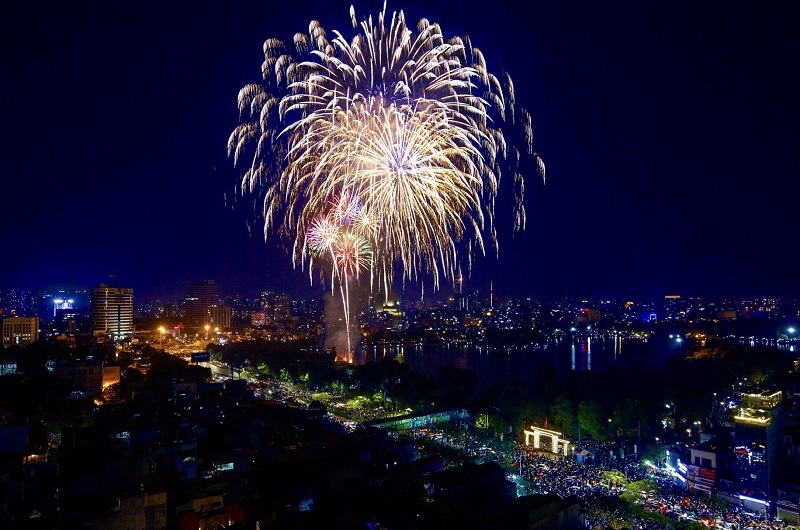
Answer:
[
  {"left": 34, "top": 287, "right": 89, "bottom": 321},
  {"left": 733, "top": 391, "right": 783, "bottom": 515},
  {"left": 260, "top": 291, "right": 291, "bottom": 322},
  {"left": 209, "top": 305, "right": 231, "bottom": 330},
  {"left": 291, "top": 298, "right": 322, "bottom": 319},
  {"left": 91, "top": 284, "right": 134, "bottom": 342},
  {"left": 183, "top": 280, "right": 219, "bottom": 327},
  {"left": 274, "top": 293, "right": 291, "bottom": 321},
  {"left": 1, "top": 316, "right": 39, "bottom": 347},
  {"left": 260, "top": 290, "right": 274, "bottom": 314},
  {"left": 740, "top": 298, "right": 781, "bottom": 319}
]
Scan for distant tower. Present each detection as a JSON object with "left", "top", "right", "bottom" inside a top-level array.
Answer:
[
  {"left": 91, "top": 284, "right": 134, "bottom": 342},
  {"left": 454, "top": 270, "right": 463, "bottom": 295},
  {"left": 454, "top": 271, "right": 469, "bottom": 312},
  {"left": 184, "top": 280, "right": 219, "bottom": 327}
]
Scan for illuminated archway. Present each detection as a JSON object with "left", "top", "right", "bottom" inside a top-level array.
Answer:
[{"left": 524, "top": 426, "right": 571, "bottom": 455}]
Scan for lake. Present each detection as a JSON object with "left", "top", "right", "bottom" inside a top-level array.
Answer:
[{"left": 353, "top": 334, "right": 676, "bottom": 390}]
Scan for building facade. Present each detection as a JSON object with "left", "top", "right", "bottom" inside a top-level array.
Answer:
[
  {"left": 260, "top": 291, "right": 291, "bottom": 322},
  {"left": 733, "top": 391, "right": 783, "bottom": 514},
  {"left": 91, "top": 285, "right": 134, "bottom": 342},
  {"left": 183, "top": 280, "right": 219, "bottom": 327},
  {"left": 56, "top": 360, "right": 105, "bottom": 395},
  {"left": 209, "top": 305, "right": 231, "bottom": 330},
  {"left": 1, "top": 316, "right": 39, "bottom": 347}
]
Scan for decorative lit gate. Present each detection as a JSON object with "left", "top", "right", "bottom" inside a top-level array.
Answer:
[{"left": 524, "top": 426, "right": 571, "bottom": 455}]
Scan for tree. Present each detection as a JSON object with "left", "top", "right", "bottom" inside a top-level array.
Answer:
[
  {"left": 345, "top": 395, "right": 371, "bottom": 412},
  {"left": 278, "top": 368, "right": 293, "bottom": 383},
  {"left": 577, "top": 399, "right": 607, "bottom": 441},
  {"left": 550, "top": 395, "right": 577, "bottom": 437},
  {"left": 613, "top": 398, "right": 646, "bottom": 438},
  {"left": 327, "top": 379, "right": 345, "bottom": 396},
  {"left": 514, "top": 398, "right": 548, "bottom": 437},
  {"left": 620, "top": 479, "right": 659, "bottom": 503},
  {"left": 640, "top": 444, "right": 666, "bottom": 469},
  {"left": 749, "top": 366, "right": 772, "bottom": 387},
  {"left": 603, "top": 469, "right": 627, "bottom": 488},
  {"left": 475, "top": 412, "right": 503, "bottom": 432},
  {"left": 491, "top": 380, "right": 527, "bottom": 424}
]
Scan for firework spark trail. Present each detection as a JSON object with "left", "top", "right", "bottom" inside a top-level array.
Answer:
[
  {"left": 230, "top": 2, "right": 544, "bottom": 355},
  {"left": 306, "top": 195, "right": 372, "bottom": 360}
]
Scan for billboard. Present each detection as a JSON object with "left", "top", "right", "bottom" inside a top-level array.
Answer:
[{"left": 190, "top": 352, "right": 210, "bottom": 363}]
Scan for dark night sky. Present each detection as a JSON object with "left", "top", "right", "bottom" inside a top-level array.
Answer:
[{"left": 2, "top": 0, "right": 798, "bottom": 301}]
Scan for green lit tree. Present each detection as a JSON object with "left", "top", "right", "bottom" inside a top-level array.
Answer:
[{"left": 577, "top": 399, "right": 607, "bottom": 441}]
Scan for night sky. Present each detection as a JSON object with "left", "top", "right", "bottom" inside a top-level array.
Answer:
[{"left": 2, "top": 0, "right": 798, "bottom": 301}]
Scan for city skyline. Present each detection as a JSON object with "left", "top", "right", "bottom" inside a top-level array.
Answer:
[
  {"left": 2, "top": 282, "right": 798, "bottom": 315},
  {"left": 2, "top": 0, "right": 798, "bottom": 301}
]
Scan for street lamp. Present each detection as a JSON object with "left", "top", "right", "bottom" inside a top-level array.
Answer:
[
  {"left": 205, "top": 324, "right": 210, "bottom": 341},
  {"left": 158, "top": 326, "right": 165, "bottom": 347}
]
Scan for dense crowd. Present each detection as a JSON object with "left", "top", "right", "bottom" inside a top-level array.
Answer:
[
  {"left": 245, "top": 374, "right": 797, "bottom": 529},
  {"left": 637, "top": 477, "right": 797, "bottom": 530},
  {"left": 517, "top": 439, "right": 646, "bottom": 498},
  {"left": 519, "top": 440, "right": 797, "bottom": 529},
  {"left": 414, "top": 425, "right": 798, "bottom": 529}
]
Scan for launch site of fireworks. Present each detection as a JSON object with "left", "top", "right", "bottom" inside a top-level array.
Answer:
[{"left": 0, "top": 1, "right": 798, "bottom": 528}]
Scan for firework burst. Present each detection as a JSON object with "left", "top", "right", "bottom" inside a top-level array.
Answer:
[
  {"left": 306, "top": 214, "right": 340, "bottom": 254},
  {"left": 230, "top": 2, "right": 544, "bottom": 353},
  {"left": 229, "top": 3, "right": 543, "bottom": 285},
  {"left": 306, "top": 194, "right": 373, "bottom": 359}
]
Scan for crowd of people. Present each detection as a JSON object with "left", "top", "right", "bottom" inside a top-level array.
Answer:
[
  {"left": 413, "top": 424, "right": 798, "bottom": 529},
  {"left": 518, "top": 439, "right": 797, "bottom": 529},
  {"left": 517, "top": 439, "right": 647, "bottom": 499},
  {"left": 637, "top": 476, "right": 797, "bottom": 530},
  {"left": 251, "top": 374, "right": 797, "bottom": 529}
]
